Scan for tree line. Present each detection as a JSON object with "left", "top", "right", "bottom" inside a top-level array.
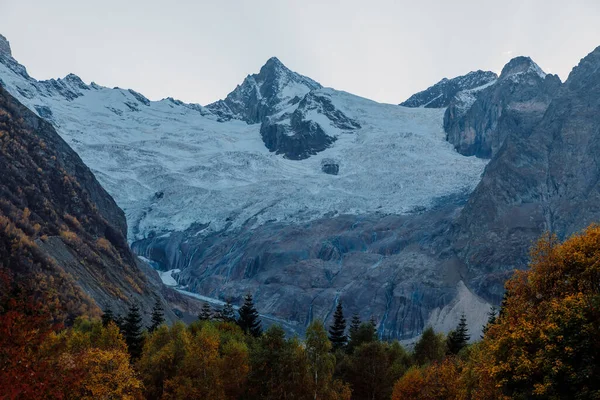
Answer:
[{"left": 2, "top": 224, "right": 600, "bottom": 399}]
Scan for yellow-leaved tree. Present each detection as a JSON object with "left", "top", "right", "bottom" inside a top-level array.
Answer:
[{"left": 482, "top": 225, "right": 600, "bottom": 399}]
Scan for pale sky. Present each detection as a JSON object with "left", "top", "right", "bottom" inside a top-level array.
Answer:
[{"left": 1, "top": 0, "right": 599, "bottom": 105}]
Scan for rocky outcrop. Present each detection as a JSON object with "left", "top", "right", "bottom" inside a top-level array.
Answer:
[
  {"left": 132, "top": 199, "right": 491, "bottom": 340},
  {"left": 321, "top": 159, "right": 339, "bottom": 175},
  {"left": 444, "top": 57, "right": 561, "bottom": 158},
  {"left": 400, "top": 70, "right": 497, "bottom": 108},
  {"left": 0, "top": 84, "right": 178, "bottom": 323},
  {"left": 261, "top": 90, "right": 360, "bottom": 159},
  {"left": 453, "top": 46, "right": 600, "bottom": 302}
]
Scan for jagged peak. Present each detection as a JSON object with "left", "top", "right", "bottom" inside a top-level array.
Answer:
[
  {"left": 500, "top": 56, "right": 546, "bottom": 80},
  {"left": 255, "top": 56, "right": 321, "bottom": 89},
  {"left": 63, "top": 73, "right": 87, "bottom": 87},
  {"left": 263, "top": 56, "right": 285, "bottom": 69},
  {"left": 0, "top": 34, "right": 11, "bottom": 57}
]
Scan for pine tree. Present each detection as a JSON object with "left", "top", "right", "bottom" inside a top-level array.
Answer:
[
  {"left": 198, "top": 302, "right": 213, "bottom": 321},
  {"left": 101, "top": 307, "right": 115, "bottom": 327},
  {"left": 328, "top": 301, "right": 347, "bottom": 351},
  {"left": 481, "top": 305, "right": 498, "bottom": 338},
  {"left": 148, "top": 299, "right": 165, "bottom": 333},
  {"left": 237, "top": 293, "right": 262, "bottom": 337},
  {"left": 349, "top": 313, "right": 361, "bottom": 339},
  {"left": 446, "top": 313, "right": 470, "bottom": 355},
  {"left": 123, "top": 303, "right": 144, "bottom": 359},
  {"left": 218, "top": 298, "right": 236, "bottom": 323}
]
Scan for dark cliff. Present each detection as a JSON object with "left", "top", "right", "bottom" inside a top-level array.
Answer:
[{"left": 0, "top": 84, "right": 176, "bottom": 322}]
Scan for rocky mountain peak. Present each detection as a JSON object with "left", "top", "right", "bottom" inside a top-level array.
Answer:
[
  {"left": 445, "top": 55, "right": 561, "bottom": 159},
  {"left": 0, "top": 34, "right": 11, "bottom": 57},
  {"left": 500, "top": 56, "right": 546, "bottom": 80},
  {"left": 262, "top": 56, "right": 285, "bottom": 71},
  {"left": 400, "top": 70, "right": 497, "bottom": 108},
  {"left": 206, "top": 57, "right": 321, "bottom": 123}
]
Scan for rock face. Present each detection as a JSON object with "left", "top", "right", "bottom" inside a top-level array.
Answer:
[
  {"left": 260, "top": 90, "right": 360, "bottom": 159},
  {"left": 400, "top": 70, "right": 497, "bottom": 108},
  {"left": 132, "top": 200, "right": 491, "bottom": 340},
  {"left": 444, "top": 57, "right": 561, "bottom": 158},
  {"left": 0, "top": 34, "right": 11, "bottom": 57},
  {"left": 453, "top": 46, "right": 600, "bottom": 302},
  {"left": 0, "top": 84, "right": 179, "bottom": 323}
]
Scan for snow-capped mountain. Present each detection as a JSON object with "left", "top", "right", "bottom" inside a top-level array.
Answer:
[
  {"left": 400, "top": 70, "right": 498, "bottom": 108},
  {"left": 2, "top": 32, "right": 598, "bottom": 341},
  {"left": 0, "top": 35, "right": 487, "bottom": 243}
]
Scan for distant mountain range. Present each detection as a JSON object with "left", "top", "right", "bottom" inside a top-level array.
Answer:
[{"left": 1, "top": 32, "right": 599, "bottom": 340}]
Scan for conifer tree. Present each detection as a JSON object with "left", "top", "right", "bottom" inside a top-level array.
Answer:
[
  {"left": 348, "top": 321, "right": 378, "bottom": 353},
  {"left": 349, "top": 313, "right": 361, "bottom": 339},
  {"left": 148, "top": 299, "right": 165, "bottom": 333},
  {"left": 219, "top": 298, "right": 236, "bottom": 323},
  {"left": 123, "top": 303, "right": 144, "bottom": 359},
  {"left": 328, "top": 301, "right": 347, "bottom": 351},
  {"left": 101, "top": 307, "right": 115, "bottom": 327},
  {"left": 198, "top": 302, "right": 213, "bottom": 321},
  {"left": 237, "top": 293, "right": 262, "bottom": 337},
  {"left": 446, "top": 313, "right": 470, "bottom": 355}
]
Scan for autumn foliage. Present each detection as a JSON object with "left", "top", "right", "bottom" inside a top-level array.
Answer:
[
  {"left": 482, "top": 226, "right": 600, "bottom": 399},
  {"left": 3, "top": 224, "right": 600, "bottom": 399}
]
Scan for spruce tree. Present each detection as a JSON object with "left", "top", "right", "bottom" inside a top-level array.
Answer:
[
  {"left": 101, "top": 307, "right": 115, "bottom": 327},
  {"left": 348, "top": 322, "right": 378, "bottom": 353},
  {"left": 446, "top": 313, "right": 470, "bottom": 355},
  {"left": 349, "top": 313, "right": 361, "bottom": 339},
  {"left": 123, "top": 303, "right": 144, "bottom": 359},
  {"left": 219, "top": 298, "right": 236, "bottom": 322},
  {"left": 328, "top": 301, "right": 347, "bottom": 351},
  {"left": 237, "top": 293, "right": 262, "bottom": 337},
  {"left": 148, "top": 299, "right": 165, "bottom": 333},
  {"left": 198, "top": 302, "right": 213, "bottom": 321}
]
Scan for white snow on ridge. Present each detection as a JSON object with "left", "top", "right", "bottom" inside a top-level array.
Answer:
[{"left": 0, "top": 58, "right": 488, "bottom": 241}]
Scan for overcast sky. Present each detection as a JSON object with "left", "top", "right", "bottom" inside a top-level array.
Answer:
[{"left": 1, "top": 0, "right": 599, "bottom": 105}]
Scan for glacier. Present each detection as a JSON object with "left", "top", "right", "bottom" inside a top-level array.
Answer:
[{"left": 0, "top": 53, "right": 488, "bottom": 243}]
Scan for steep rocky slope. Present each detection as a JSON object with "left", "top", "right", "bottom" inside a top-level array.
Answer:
[
  {"left": 0, "top": 83, "right": 178, "bottom": 322},
  {"left": 453, "top": 46, "right": 600, "bottom": 302},
  {"left": 444, "top": 57, "right": 561, "bottom": 158}
]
